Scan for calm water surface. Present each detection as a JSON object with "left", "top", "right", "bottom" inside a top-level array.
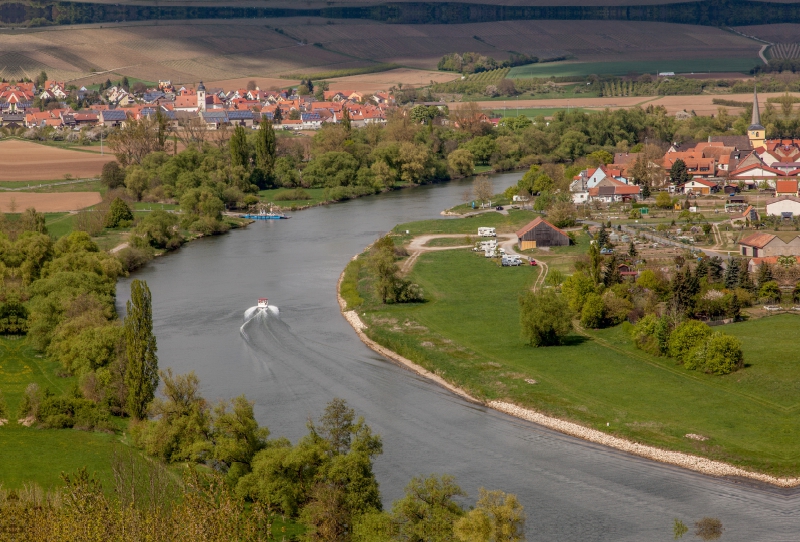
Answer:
[{"left": 118, "top": 174, "right": 797, "bottom": 541}]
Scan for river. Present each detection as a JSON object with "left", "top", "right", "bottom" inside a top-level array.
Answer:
[{"left": 118, "top": 173, "right": 796, "bottom": 541}]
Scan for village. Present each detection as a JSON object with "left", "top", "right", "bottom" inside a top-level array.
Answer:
[{"left": 0, "top": 78, "right": 393, "bottom": 131}]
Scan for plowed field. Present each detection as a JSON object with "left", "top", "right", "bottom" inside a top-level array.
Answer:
[
  {"left": 0, "top": 192, "right": 101, "bottom": 212},
  {"left": 0, "top": 140, "right": 114, "bottom": 181}
]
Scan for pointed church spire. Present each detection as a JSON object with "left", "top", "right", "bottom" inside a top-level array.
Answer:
[{"left": 750, "top": 85, "right": 764, "bottom": 130}]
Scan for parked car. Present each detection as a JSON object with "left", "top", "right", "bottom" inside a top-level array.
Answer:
[
  {"left": 495, "top": 206, "right": 504, "bottom": 211},
  {"left": 600, "top": 248, "right": 614, "bottom": 255},
  {"left": 529, "top": 259, "right": 538, "bottom": 266}
]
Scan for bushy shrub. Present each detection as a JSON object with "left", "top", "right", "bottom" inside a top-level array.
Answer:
[
  {"left": 685, "top": 332, "right": 744, "bottom": 375},
  {"left": 105, "top": 197, "right": 134, "bottom": 228},
  {"left": 116, "top": 246, "right": 154, "bottom": 272},
  {"left": 668, "top": 319, "right": 712, "bottom": 364},
  {"left": 38, "top": 395, "right": 112, "bottom": 431},
  {"left": 519, "top": 290, "right": 572, "bottom": 347},
  {"left": 580, "top": 293, "right": 604, "bottom": 328}
]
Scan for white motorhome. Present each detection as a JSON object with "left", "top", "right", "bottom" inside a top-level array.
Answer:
[
  {"left": 473, "top": 240, "right": 497, "bottom": 252},
  {"left": 478, "top": 227, "right": 496, "bottom": 238},
  {"left": 502, "top": 254, "right": 521, "bottom": 266}
]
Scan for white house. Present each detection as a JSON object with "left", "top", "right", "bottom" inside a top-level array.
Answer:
[{"left": 766, "top": 195, "right": 800, "bottom": 217}]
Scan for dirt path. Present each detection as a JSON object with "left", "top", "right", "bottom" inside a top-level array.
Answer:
[
  {"left": 109, "top": 242, "right": 129, "bottom": 254},
  {"left": 401, "top": 233, "right": 517, "bottom": 276},
  {"left": 532, "top": 260, "right": 549, "bottom": 292}
]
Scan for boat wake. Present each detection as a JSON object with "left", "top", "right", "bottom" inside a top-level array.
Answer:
[{"left": 241, "top": 305, "right": 279, "bottom": 335}]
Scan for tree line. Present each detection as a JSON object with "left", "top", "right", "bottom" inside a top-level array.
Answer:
[{"left": 12, "top": 0, "right": 800, "bottom": 27}]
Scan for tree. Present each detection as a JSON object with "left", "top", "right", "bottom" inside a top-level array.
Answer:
[
  {"left": 603, "top": 254, "right": 622, "bottom": 286},
  {"left": 586, "top": 150, "right": 613, "bottom": 166},
  {"left": 596, "top": 224, "right": 609, "bottom": 248},
  {"left": 124, "top": 279, "right": 159, "bottom": 420},
  {"left": 724, "top": 258, "right": 740, "bottom": 289},
  {"left": 759, "top": 280, "right": 781, "bottom": 303},
  {"left": 19, "top": 207, "right": 47, "bottom": 235},
  {"left": 655, "top": 191, "right": 673, "bottom": 209},
  {"left": 668, "top": 319, "right": 711, "bottom": 364},
  {"left": 686, "top": 333, "right": 744, "bottom": 375},
  {"left": 211, "top": 395, "right": 270, "bottom": 484},
  {"left": 454, "top": 488, "right": 525, "bottom": 542},
  {"left": 229, "top": 126, "right": 250, "bottom": 169},
  {"left": 107, "top": 117, "right": 168, "bottom": 167},
  {"left": 254, "top": 119, "right": 277, "bottom": 176},
  {"left": 368, "top": 237, "right": 399, "bottom": 304},
  {"left": 561, "top": 271, "right": 595, "bottom": 313},
  {"left": 341, "top": 107, "right": 351, "bottom": 132},
  {"left": 519, "top": 290, "right": 572, "bottom": 347},
  {"left": 246, "top": 80, "right": 257, "bottom": 91},
  {"left": 737, "top": 261, "right": 754, "bottom": 292},
  {"left": 472, "top": 175, "right": 494, "bottom": 205},
  {"left": 669, "top": 159, "right": 691, "bottom": 185},
  {"left": 580, "top": 293, "right": 605, "bottom": 329},
  {"left": 588, "top": 242, "right": 602, "bottom": 284},
  {"left": 35, "top": 70, "right": 48, "bottom": 87},
  {"left": 391, "top": 474, "right": 466, "bottom": 542},
  {"left": 707, "top": 257, "right": 724, "bottom": 282},
  {"left": 273, "top": 107, "right": 283, "bottom": 125},
  {"left": 628, "top": 241, "right": 637, "bottom": 258},
  {"left": 448, "top": 149, "right": 475, "bottom": 177},
  {"left": 101, "top": 161, "right": 125, "bottom": 189},
  {"left": 105, "top": 197, "right": 133, "bottom": 228},
  {"left": 641, "top": 184, "right": 651, "bottom": 199},
  {"left": 757, "top": 262, "right": 774, "bottom": 288}
]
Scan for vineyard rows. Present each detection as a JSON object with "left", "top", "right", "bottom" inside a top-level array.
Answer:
[
  {"left": 770, "top": 43, "right": 800, "bottom": 60},
  {"left": 466, "top": 68, "right": 510, "bottom": 82}
]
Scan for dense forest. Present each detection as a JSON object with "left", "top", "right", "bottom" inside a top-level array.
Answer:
[{"left": 5, "top": 0, "right": 800, "bottom": 27}]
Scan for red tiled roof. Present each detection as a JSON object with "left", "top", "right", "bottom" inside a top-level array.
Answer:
[
  {"left": 775, "top": 179, "right": 799, "bottom": 194},
  {"left": 739, "top": 233, "right": 776, "bottom": 248},
  {"left": 515, "top": 216, "right": 567, "bottom": 238}
]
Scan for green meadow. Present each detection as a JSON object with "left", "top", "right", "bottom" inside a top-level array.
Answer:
[
  {"left": 509, "top": 58, "right": 759, "bottom": 78},
  {"left": 356, "top": 244, "right": 800, "bottom": 476}
]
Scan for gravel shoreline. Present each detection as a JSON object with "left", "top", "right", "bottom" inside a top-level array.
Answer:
[{"left": 336, "top": 257, "right": 800, "bottom": 488}]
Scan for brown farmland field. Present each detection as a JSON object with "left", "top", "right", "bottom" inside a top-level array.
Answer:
[
  {"left": 0, "top": 18, "right": 761, "bottom": 84},
  {"left": 0, "top": 192, "right": 101, "bottom": 212},
  {"left": 0, "top": 140, "right": 114, "bottom": 181},
  {"left": 325, "top": 68, "right": 458, "bottom": 92}
]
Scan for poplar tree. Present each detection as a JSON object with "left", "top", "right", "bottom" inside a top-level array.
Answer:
[
  {"left": 124, "top": 280, "right": 159, "bottom": 420},
  {"left": 341, "top": 107, "right": 351, "bottom": 132},
  {"left": 255, "top": 118, "right": 276, "bottom": 175},
  {"left": 229, "top": 126, "right": 250, "bottom": 169}
]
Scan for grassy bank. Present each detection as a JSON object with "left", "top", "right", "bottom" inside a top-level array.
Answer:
[
  {"left": 351, "top": 225, "right": 800, "bottom": 476},
  {"left": 0, "top": 338, "right": 124, "bottom": 489}
]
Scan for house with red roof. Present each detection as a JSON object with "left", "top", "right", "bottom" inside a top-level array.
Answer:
[{"left": 775, "top": 179, "right": 799, "bottom": 196}]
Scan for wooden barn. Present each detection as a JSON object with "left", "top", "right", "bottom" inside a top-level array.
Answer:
[{"left": 516, "top": 217, "right": 569, "bottom": 250}]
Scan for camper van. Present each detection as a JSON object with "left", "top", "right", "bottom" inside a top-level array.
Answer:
[
  {"left": 502, "top": 254, "right": 521, "bottom": 266},
  {"left": 485, "top": 247, "right": 506, "bottom": 258},
  {"left": 478, "top": 227, "right": 496, "bottom": 238},
  {"left": 474, "top": 240, "right": 497, "bottom": 252}
]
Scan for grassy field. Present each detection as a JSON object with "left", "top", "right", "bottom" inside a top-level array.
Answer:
[
  {"left": 355, "top": 238, "right": 800, "bottom": 476},
  {"left": 508, "top": 58, "right": 760, "bottom": 78},
  {"left": 0, "top": 338, "right": 124, "bottom": 489},
  {"left": 258, "top": 187, "right": 328, "bottom": 208}
]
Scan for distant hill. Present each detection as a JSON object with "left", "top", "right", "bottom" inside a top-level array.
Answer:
[{"left": 4, "top": 0, "right": 800, "bottom": 27}]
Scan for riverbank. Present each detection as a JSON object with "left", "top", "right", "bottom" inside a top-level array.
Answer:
[{"left": 337, "top": 234, "right": 800, "bottom": 487}]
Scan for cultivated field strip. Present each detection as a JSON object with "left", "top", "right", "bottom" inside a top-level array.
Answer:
[{"left": 770, "top": 43, "right": 800, "bottom": 59}]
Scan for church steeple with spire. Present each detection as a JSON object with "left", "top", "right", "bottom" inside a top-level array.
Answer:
[{"left": 748, "top": 85, "right": 765, "bottom": 150}]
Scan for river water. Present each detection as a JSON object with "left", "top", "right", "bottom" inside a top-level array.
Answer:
[{"left": 118, "top": 174, "right": 796, "bottom": 541}]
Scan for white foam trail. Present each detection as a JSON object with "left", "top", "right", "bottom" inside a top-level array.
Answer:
[{"left": 268, "top": 305, "right": 279, "bottom": 315}]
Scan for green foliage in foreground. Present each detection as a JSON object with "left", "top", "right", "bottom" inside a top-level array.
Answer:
[
  {"left": 356, "top": 247, "right": 800, "bottom": 475},
  {"left": 0, "top": 338, "right": 123, "bottom": 489}
]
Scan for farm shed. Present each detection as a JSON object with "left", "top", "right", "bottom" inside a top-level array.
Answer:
[
  {"left": 516, "top": 217, "right": 569, "bottom": 250},
  {"left": 766, "top": 195, "right": 800, "bottom": 217}
]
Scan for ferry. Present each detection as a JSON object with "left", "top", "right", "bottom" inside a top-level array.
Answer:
[
  {"left": 242, "top": 209, "right": 289, "bottom": 220},
  {"left": 257, "top": 298, "right": 269, "bottom": 309}
]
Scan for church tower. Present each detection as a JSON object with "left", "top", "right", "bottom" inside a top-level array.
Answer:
[
  {"left": 748, "top": 86, "right": 765, "bottom": 150},
  {"left": 197, "top": 81, "right": 206, "bottom": 112}
]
